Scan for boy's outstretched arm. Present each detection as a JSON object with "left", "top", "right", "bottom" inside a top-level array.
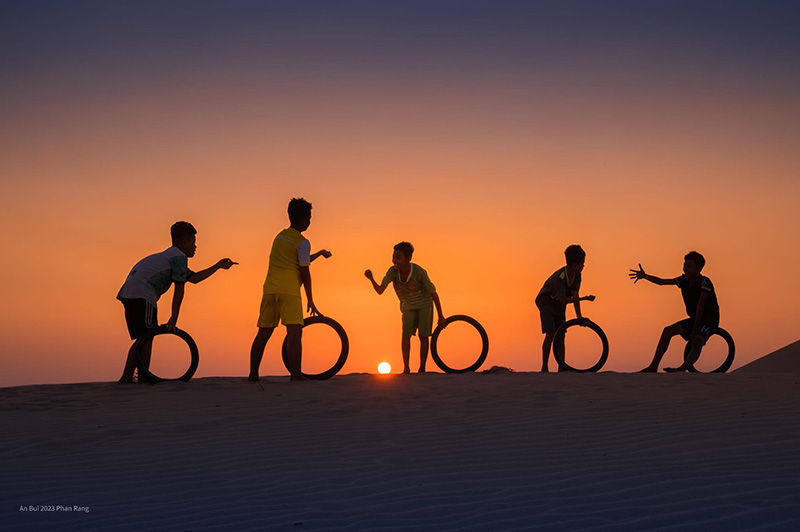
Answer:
[
  {"left": 311, "top": 249, "right": 332, "bottom": 262},
  {"left": 188, "top": 258, "right": 238, "bottom": 284},
  {"left": 551, "top": 293, "right": 596, "bottom": 305},
  {"left": 431, "top": 292, "right": 446, "bottom": 328},
  {"left": 300, "top": 265, "right": 320, "bottom": 316},
  {"left": 364, "top": 270, "right": 388, "bottom": 295},
  {"left": 629, "top": 264, "right": 676, "bottom": 286},
  {"left": 167, "top": 282, "right": 185, "bottom": 330}
]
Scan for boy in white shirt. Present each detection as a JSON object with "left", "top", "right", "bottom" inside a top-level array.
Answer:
[{"left": 117, "top": 221, "right": 236, "bottom": 383}]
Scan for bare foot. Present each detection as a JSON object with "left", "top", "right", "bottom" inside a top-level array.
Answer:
[
  {"left": 664, "top": 366, "right": 687, "bottom": 373},
  {"left": 247, "top": 375, "right": 260, "bottom": 382},
  {"left": 541, "top": 367, "right": 549, "bottom": 373},
  {"left": 402, "top": 368, "right": 410, "bottom": 374},
  {"left": 418, "top": 368, "right": 426, "bottom": 374},
  {"left": 117, "top": 378, "right": 136, "bottom": 384},
  {"left": 638, "top": 366, "right": 658, "bottom": 373}
]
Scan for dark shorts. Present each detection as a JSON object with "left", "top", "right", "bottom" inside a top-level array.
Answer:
[
  {"left": 120, "top": 298, "right": 158, "bottom": 340},
  {"left": 678, "top": 318, "right": 717, "bottom": 345},
  {"left": 539, "top": 308, "right": 566, "bottom": 334}
]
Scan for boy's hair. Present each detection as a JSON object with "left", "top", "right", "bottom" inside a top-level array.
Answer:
[
  {"left": 684, "top": 251, "right": 706, "bottom": 270},
  {"left": 170, "top": 221, "right": 197, "bottom": 244},
  {"left": 288, "top": 198, "right": 312, "bottom": 225},
  {"left": 394, "top": 241, "right": 414, "bottom": 259},
  {"left": 564, "top": 244, "right": 586, "bottom": 266}
]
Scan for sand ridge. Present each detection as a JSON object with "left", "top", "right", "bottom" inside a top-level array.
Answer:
[{"left": 736, "top": 339, "right": 800, "bottom": 374}]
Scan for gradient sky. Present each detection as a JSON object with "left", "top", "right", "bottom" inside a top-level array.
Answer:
[{"left": 1, "top": 1, "right": 799, "bottom": 386}]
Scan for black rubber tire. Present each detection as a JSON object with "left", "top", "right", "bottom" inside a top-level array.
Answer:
[
  {"left": 281, "top": 316, "right": 349, "bottom": 380},
  {"left": 133, "top": 326, "right": 199, "bottom": 384},
  {"left": 683, "top": 327, "right": 735, "bottom": 373},
  {"left": 552, "top": 319, "right": 609, "bottom": 373},
  {"left": 430, "top": 315, "right": 489, "bottom": 373}
]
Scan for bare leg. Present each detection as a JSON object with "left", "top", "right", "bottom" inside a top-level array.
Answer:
[
  {"left": 666, "top": 334, "right": 704, "bottom": 372},
  {"left": 119, "top": 342, "right": 139, "bottom": 384},
  {"left": 419, "top": 336, "right": 429, "bottom": 373},
  {"left": 136, "top": 339, "right": 154, "bottom": 384},
  {"left": 641, "top": 323, "right": 683, "bottom": 372},
  {"left": 401, "top": 337, "right": 411, "bottom": 373},
  {"left": 249, "top": 327, "right": 274, "bottom": 381},
  {"left": 286, "top": 324, "right": 307, "bottom": 381},
  {"left": 119, "top": 337, "right": 152, "bottom": 384},
  {"left": 541, "top": 332, "right": 555, "bottom": 372},
  {"left": 554, "top": 333, "right": 566, "bottom": 372}
]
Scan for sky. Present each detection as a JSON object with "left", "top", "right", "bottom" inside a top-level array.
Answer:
[{"left": 1, "top": 0, "right": 799, "bottom": 387}]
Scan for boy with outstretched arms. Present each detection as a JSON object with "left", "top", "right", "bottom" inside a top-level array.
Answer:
[
  {"left": 535, "top": 245, "right": 596, "bottom": 372},
  {"left": 117, "top": 221, "right": 237, "bottom": 383},
  {"left": 249, "top": 198, "right": 332, "bottom": 382},
  {"left": 365, "top": 242, "right": 445, "bottom": 374},
  {"left": 630, "top": 251, "right": 720, "bottom": 372}
]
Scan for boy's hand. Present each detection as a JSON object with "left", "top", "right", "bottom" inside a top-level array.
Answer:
[
  {"left": 438, "top": 316, "right": 447, "bottom": 329},
  {"left": 318, "top": 250, "right": 332, "bottom": 259},
  {"left": 307, "top": 300, "right": 321, "bottom": 317},
  {"left": 584, "top": 295, "right": 596, "bottom": 302},
  {"left": 629, "top": 264, "right": 646, "bottom": 283},
  {"left": 217, "top": 258, "right": 238, "bottom": 269},
  {"left": 166, "top": 316, "right": 178, "bottom": 332},
  {"left": 364, "top": 269, "right": 374, "bottom": 281}
]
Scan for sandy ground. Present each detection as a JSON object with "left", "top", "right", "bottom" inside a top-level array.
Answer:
[{"left": 2, "top": 344, "right": 800, "bottom": 531}]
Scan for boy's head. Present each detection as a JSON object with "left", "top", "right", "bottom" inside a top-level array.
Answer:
[
  {"left": 171, "top": 221, "right": 197, "bottom": 258},
  {"left": 392, "top": 241, "right": 414, "bottom": 270},
  {"left": 288, "top": 198, "right": 312, "bottom": 231},
  {"left": 683, "top": 251, "right": 705, "bottom": 278},
  {"left": 564, "top": 244, "right": 586, "bottom": 273}
]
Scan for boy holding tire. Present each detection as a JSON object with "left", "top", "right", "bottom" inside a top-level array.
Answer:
[
  {"left": 117, "top": 221, "right": 237, "bottom": 384},
  {"left": 249, "top": 198, "right": 332, "bottom": 382},
  {"left": 365, "top": 242, "right": 445, "bottom": 373},
  {"left": 630, "top": 251, "right": 720, "bottom": 372},
  {"left": 535, "top": 245, "right": 596, "bottom": 372}
]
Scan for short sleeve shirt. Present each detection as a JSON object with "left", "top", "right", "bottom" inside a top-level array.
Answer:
[
  {"left": 117, "top": 247, "right": 194, "bottom": 306},
  {"left": 674, "top": 274, "right": 720, "bottom": 324},
  {"left": 535, "top": 267, "right": 581, "bottom": 311},
  {"left": 381, "top": 263, "right": 436, "bottom": 311},
  {"left": 262, "top": 227, "right": 311, "bottom": 297}
]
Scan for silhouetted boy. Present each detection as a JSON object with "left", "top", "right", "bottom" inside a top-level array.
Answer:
[
  {"left": 365, "top": 242, "right": 445, "bottom": 373},
  {"left": 630, "top": 251, "right": 720, "bottom": 372},
  {"left": 117, "top": 221, "right": 237, "bottom": 383},
  {"left": 535, "top": 245, "right": 596, "bottom": 372},
  {"left": 249, "top": 198, "right": 331, "bottom": 382}
]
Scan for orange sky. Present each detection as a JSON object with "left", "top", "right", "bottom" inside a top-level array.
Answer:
[{"left": 1, "top": 2, "right": 799, "bottom": 386}]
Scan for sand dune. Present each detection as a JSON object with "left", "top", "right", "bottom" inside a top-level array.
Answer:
[
  {"left": 736, "top": 339, "right": 800, "bottom": 374},
  {"left": 2, "top": 372, "right": 800, "bottom": 531}
]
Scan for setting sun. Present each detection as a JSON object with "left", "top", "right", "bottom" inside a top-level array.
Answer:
[{"left": 377, "top": 362, "right": 391, "bottom": 374}]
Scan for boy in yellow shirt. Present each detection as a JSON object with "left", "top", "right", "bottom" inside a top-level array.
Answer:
[{"left": 249, "top": 198, "right": 331, "bottom": 381}]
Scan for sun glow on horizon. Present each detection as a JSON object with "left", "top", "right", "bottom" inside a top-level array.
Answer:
[{"left": 378, "top": 362, "right": 391, "bottom": 374}]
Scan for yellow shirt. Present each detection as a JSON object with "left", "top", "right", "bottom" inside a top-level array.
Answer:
[{"left": 262, "top": 228, "right": 311, "bottom": 297}]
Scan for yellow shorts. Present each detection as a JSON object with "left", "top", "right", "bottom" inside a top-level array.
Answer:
[{"left": 257, "top": 293, "right": 304, "bottom": 327}]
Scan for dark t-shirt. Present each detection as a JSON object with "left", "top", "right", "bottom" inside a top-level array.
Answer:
[
  {"left": 535, "top": 267, "right": 581, "bottom": 313},
  {"left": 674, "top": 274, "right": 720, "bottom": 325}
]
